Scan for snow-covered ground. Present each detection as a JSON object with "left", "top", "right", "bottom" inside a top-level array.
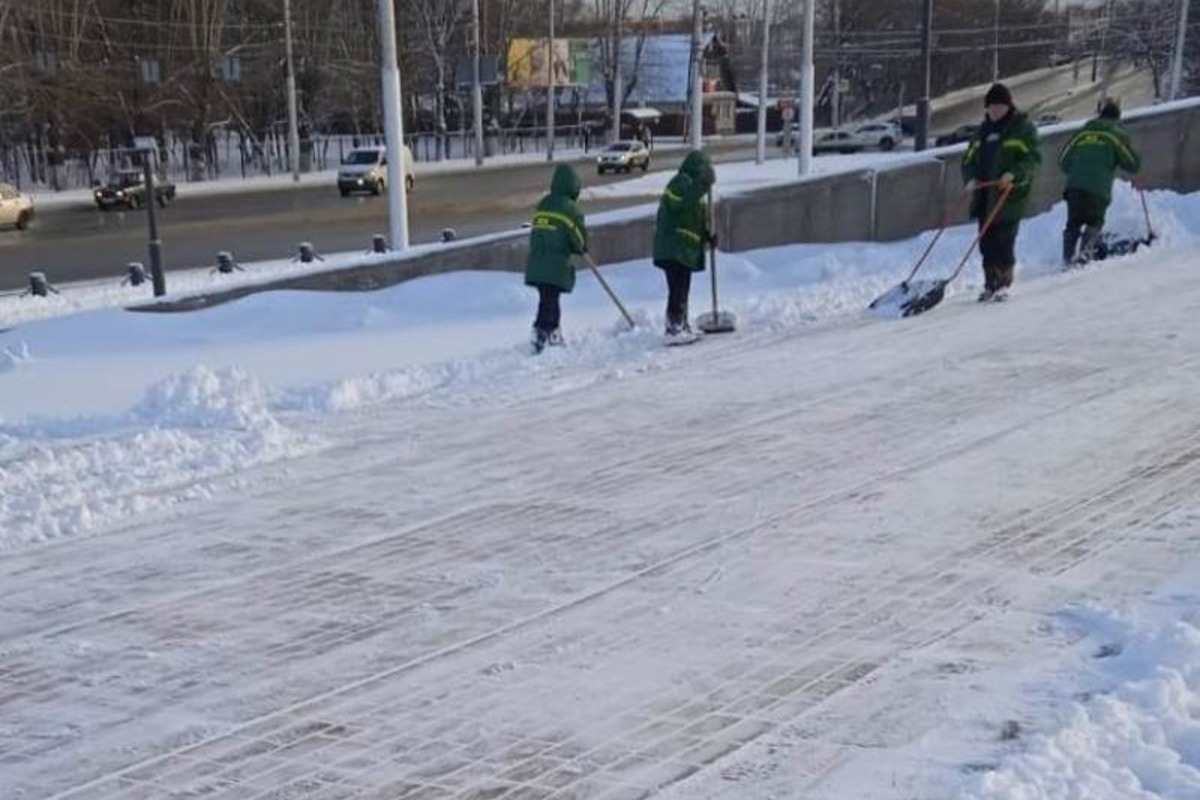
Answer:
[{"left": 2, "top": 183, "right": 1199, "bottom": 800}]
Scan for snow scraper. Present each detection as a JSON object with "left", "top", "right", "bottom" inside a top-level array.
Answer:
[
  {"left": 585, "top": 254, "right": 637, "bottom": 330},
  {"left": 869, "top": 182, "right": 1013, "bottom": 318},
  {"left": 696, "top": 192, "right": 736, "bottom": 334}
]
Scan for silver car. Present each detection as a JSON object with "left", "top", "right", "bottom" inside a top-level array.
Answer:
[
  {"left": 0, "top": 183, "right": 34, "bottom": 230},
  {"left": 596, "top": 141, "right": 651, "bottom": 175}
]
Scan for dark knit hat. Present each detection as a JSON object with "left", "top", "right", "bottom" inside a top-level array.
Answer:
[
  {"left": 984, "top": 82, "right": 1013, "bottom": 108},
  {"left": 1099, "top": 97, "right": 1121, "bottom": 120}
]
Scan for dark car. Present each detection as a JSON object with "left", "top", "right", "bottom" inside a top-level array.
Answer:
[
  {"left": 93, "top": 169, "right": 177, "bottom": 210},
  {"left": 934, "top": 124, "right": 980, "bottom": 147}
]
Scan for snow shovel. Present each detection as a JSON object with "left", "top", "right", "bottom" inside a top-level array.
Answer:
[
  {"left": 1139, "top": 187, "right": 1157, "bottom": 245},
  {"left": 584, "top": 254, "right": 637, "bottom": 330},
  {"left": 696, "top": 192, "right": 736, "bottom": 334},
  {"left": 869, "top": 181, "right": 1014, "bottom": 318}
]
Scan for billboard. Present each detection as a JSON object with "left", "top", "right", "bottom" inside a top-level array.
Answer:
[{"left": 507, "top": 38, "right": 590, "bottom": 88}]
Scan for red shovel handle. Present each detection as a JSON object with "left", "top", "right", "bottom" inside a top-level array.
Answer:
[
  {"left": 902, "top": 180, "right": 1009, "bottom": 285},
  {"left": 946, "top": 182, "right": 1015, "bottom": 284}
]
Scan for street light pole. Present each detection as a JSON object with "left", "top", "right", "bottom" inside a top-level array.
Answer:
[
  {"left": 612, "top": 5, "right": 623, "bottom": 142},
  {"left": 1168, "top": 0, "right": 1190, "bottom": 100},
  {"left": 472, "top": 0, "right": 484, "bottom": 166},
  {"left": 377, "top": 0, "right": 409, "bottom": 250},
  {"left": 798, "top": 0, "right": 815, "bottom": 175},
  {"left": 915, "top": 0, "right": 933, "bottom": 152},
  {"left": 690, "top": 0, "right": 704, "bottom": 149},
  {"left": 992, "top": 0, "right": 1000, "bottom": 82},
  {"left": 283, "top": 0, "right": 301, "bottom": 182},
  {"left": 547, "top": 0, "right": 556, "bottom": 161},
  {"left": 831, "top": 0, "right": 841, "bottom": 130},
  {"left": 755, "top": 0, "right": 772, "bottom": 164}
]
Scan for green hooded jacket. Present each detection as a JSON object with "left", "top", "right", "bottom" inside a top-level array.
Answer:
[
  {"left": 653, "top": 150, "right": 714, "bottom": 272},
  {"left": 961, "top": 111, "right": 1042, "bottom": 223},
  {"left": 525, "top": 164, "right": 588, "bottom": 293},
  {"left": 1058, "top": 117, "right": 1141, "bottom": 204}
]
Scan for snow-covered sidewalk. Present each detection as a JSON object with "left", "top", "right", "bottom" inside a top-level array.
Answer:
[{"left": 2, "top": 185, "right": 1200, "bottom": 799}]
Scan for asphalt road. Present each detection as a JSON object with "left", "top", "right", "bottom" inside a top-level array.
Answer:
[{"left": 0, "top": 143, "right": 768, "bottom": 291}]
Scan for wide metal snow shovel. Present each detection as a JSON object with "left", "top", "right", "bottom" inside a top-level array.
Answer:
[
  {"left": 584, "top": 254, "right": 637, "bottom": 330},
  {"left": 869, "top": 182, "right": 1013, "bottom": 318},
  {"left": 696, "top": 192, "right": 736, "bottom": 334}
]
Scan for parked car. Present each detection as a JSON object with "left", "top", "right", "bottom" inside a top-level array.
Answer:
[
  {"left": 596, "top": 141, "right": 651, "bottom": 174},
  {"left": 934, "top": 124, "right": 980, "bottom": 147},
  {"left": 812, "top": 130, "right": 864, "bottom": 154},
  {"left": 93, "top": 169, "right": 177, "bottom": 210},
  {"left": 779, "top": 122, "right": 902, "bottom": 152},
  {"left": 1036, "top": 113, "right": 1062, "bottom": 126},
  {"left": 0, "top": 183, "right": 34, "bottom": 230},
  {"left": 337, "top": 145, "right": 415, "bottom": 196},
  {"left": 854, "top": 122, "right": 902, "bottom": 151}
]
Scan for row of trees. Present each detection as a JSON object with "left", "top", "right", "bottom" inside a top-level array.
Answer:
[{"left": 0, "top": 0, "right": 1193, "bottom": 183}]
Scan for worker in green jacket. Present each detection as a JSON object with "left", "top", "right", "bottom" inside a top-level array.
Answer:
[
  {"left": 524, "top": 164, "right": 588, "bottom": 353},
  {"left": 653, "top": 150, "right": 715, "bottom": 336},
  {"left": 1058, "top": 98, "right": 1142, "bottom": 266},
  {"left": 962, "top": 83, "right": 1042, "bottom": 302}
]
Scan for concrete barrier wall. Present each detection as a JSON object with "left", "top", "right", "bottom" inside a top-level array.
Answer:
[
  {"left": 721, "top": 170, "right": 875, "bottom": 251},
  {"left": 140, "top": 99, "right": 1200, "bottom": 313},
  {"left": 873, "top": 160, "right": 946, "bottom": 241}
]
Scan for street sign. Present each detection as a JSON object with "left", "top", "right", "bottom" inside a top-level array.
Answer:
[{"left": 133, "top": 136, "right": 157, "bottom": 151}]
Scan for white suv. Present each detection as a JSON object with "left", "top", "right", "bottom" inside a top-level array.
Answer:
[
  {"left": 853, "top": 122, "right": 902, "bottom": 151},
  {"left": 0, "top": 183, "right": 34, "bottom": 230},
  {"left": 337, "top": 145, "right": 415, "bottom": 196}
]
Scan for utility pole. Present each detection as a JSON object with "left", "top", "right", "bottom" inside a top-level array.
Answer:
[
  {"left": 547, "top": 0, "right": 556, "bottom": 161},
  {"left": 992, "top": 0, "right": 1000, "bottom": 82},
  {"left": 1168, "top": 0, "right": 1190, "bottom": 100},
  {"left": 472, "top": 0, "right": 484, "bottom": 166},
  {"left": 799, "top": 0, "right": 815, "bottom": 175},
  {"left": 915, "top": 0, "right": 933, "bottom": 152},
  {"left": 612, "top": 5, "right": 623, "bottom": 142},
  {"left": 831, "top": 0, "right": 841, "bottom": 129},
  {"left": 283, "top": 0, "right": 301, "bottom": 182},
  {"left": 690, "top": 0, "right": 704, "bottom": 149},
  {"left": 756, "top": 0, "right": 772, "bottom": 164},
  {"left": 377, "top": 0, "right": 409, "bottom": 250}
]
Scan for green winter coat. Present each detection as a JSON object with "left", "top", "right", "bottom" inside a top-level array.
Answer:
[
  {"left": 1058, "top": 117, "right": 1141, "bottom": 204},
  {"left": 962, "top": 111, "right": 1042, "bottom": 223},
  {"left": 525, "top": 164, "right": 588, "bottom": 293},
  {"left": 653, "top": 150, "right": 714, "bottom": 272}
]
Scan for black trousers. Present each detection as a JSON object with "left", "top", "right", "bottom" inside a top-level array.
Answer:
[
  {"left": 979, "top": 219, "right": 1019, "bottom": 292},
  {"left": 533, "top": 284, "right": 561, "bottom": 332},
  {"left": 658, "top": 261, "right": 694, "bottom": 327},
  {"left": 1063, "top": 188, "right": 1108, "bottom": 263}
]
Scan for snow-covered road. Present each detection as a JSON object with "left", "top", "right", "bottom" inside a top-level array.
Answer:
[{"left": 2, "top": 189, "right": 1200, "bottom": 800}]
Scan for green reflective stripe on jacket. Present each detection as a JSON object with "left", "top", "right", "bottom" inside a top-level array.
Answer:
[{"left": 533, "top": 210, "right": 586, "bottom": 252}]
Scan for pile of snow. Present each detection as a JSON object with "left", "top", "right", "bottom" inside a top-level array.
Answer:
[
  {"left": 0, "top": 366, "right": 322, "bottom": 547},
  {"left": 968, "top": 577, "right": 1200, "bottom": 800}
]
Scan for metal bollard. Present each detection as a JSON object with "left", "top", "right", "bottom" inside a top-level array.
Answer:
[
  {"left": 125, "top": 262, "right": 147, "bottom": 287},
  {"left": 216, "top": 251, "right": 236, "bottom": 273},
  {"left": 371, "top": 234, "right": 389, "bottom": 253},
  {"left": 23, "top": 271, "right": 60, "bottom": 298},
  {"left": 27, "top": 272, "right": 50, "bottom": 297}
]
